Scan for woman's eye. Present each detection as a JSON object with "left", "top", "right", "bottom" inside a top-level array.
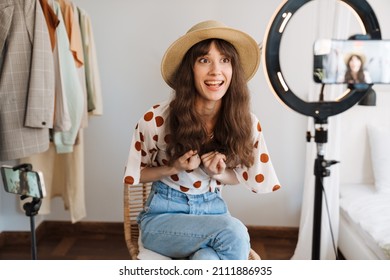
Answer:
[
  {"left": 198, "top": 58, "right": 209, "bottom": 63},
  {"left": 221, "top": 57, "right": 231, "bottom": 63}
]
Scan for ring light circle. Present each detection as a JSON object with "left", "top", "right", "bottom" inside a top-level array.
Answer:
[{"left": 263, "top": 0, "right": 381, "bottom": 123}]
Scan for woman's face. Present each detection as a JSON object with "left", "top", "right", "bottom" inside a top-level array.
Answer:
[
  {"left": 349, "top": 55, "right": 362, "bottom": 72},
  {"left": 193, "top": 41, "right": 232, "bottom": 103}
]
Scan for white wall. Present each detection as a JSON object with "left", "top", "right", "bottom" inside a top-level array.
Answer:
[{"left": 1, "top": 0, "right": 389, "bottom": 232}]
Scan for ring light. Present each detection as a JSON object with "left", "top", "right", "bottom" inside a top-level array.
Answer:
[
  {"left": 262, "top": 0, "right": 382, "bottom": 260},
  {"left": 262, "top": 0, "right": 381, "bottom": 123}
]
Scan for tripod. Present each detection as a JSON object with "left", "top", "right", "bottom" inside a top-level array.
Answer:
[
  {"left": 307, "top": 122, "right": 339, "bottom": 260},
  {"left": 13, "top": 164, "right": 42, "bottom": 260}
]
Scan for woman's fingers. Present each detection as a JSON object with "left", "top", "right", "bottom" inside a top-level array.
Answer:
[
  {"left": 175, "top": 150, "right": 200, "bottom": 171},
  {"left": 174, "top": 150, "right": 226, "bottom": 174},
  {"left": 201, "top": 151, "right": 226, "bottom": 175},
  {"left": 200, "top": 151, "right": 217, "bottom": 161}
]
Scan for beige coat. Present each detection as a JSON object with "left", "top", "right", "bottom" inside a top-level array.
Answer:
[{"left": 0, "top": 0, "right": 55, "bottom": 161}]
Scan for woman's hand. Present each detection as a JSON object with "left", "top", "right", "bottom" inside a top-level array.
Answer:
[
  {"left": 172, "top": 150, "right": 201, "bottom": 172},
  {"left": 200, "top": 151, "right": 226, "bottom": 176},
  {"left": 139, "top": 150, "right": 200, "bottom": 183}
]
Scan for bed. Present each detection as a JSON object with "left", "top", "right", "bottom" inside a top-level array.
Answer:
[{"left": 338, "top": 89, "right": 390, "bottom": 260}]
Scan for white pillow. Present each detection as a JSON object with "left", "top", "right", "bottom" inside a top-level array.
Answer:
[{"left": 367, "top": 124, "right": 390, "bottom": 194}]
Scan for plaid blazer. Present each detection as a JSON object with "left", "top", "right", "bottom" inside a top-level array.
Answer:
[{"left": 0, "top": 0, "right": 55, "bottom": 161}]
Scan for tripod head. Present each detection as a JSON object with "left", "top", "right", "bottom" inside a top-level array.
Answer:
[{"left": 21, "top": 195, "right": 42, "bottom": 217}]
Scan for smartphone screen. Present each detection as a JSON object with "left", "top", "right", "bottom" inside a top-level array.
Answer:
[
  {"left": 313, "top": 39, "right": 390, "bottom": 84},
  {"left": 1, "top": 165, "right": 46, "bottom": 199}
]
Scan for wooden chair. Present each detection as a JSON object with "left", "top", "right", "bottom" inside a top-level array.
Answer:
[{"left": 123, "top": 183, "right": 261, "bottom": 260}]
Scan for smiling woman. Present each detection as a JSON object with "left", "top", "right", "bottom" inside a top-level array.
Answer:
[{"left": 123, "top": 20, "right": 281, "bottom": 260}]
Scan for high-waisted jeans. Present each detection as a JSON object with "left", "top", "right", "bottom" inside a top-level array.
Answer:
[{"left": 137, "top": 181, "right": 250, "bottom": 260}]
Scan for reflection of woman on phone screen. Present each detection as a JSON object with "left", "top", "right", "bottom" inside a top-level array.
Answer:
[
  {"left": 343, "top": 53, "right": 372, "bottom": 84},
  {"left": 19, "top": 171, "right": 30, "bottom": 196}
]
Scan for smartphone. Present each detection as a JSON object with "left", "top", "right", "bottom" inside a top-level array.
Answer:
[
  {"left": 1, "top": 165, "right": 46, "bottom": 199},
  {"left": 313, "top": 39, "right": 390, "bottom": 84}
]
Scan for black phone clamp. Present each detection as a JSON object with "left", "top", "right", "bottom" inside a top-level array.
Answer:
[{"left": 12, "top": 163, "right": 33, "bottom": 172}]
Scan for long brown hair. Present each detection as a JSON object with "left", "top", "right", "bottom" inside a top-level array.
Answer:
[
  {"left": 166, "top": 39, "right": 254, "bottom": 168},
  {"left": 344, "top": 55, "right": 366, "bottom": 83}
]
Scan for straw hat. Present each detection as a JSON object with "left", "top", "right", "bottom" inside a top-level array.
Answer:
[
  {"left": 344, "top": 52, "right": 366, "bottom": 65},
  {"left": 161, "top": 20, "right": 261, "bottom": 88}
]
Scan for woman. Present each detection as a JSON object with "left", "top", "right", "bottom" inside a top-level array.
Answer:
[
  {"left": 123, "top": 20, "right": 281, "bottom": 260},
  {"left": 343, "top": 53, "right": 372, "bottom": 84}
]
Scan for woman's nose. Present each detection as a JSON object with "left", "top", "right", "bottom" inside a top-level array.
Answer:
[{"left": 209, "top": 61, "right": 221, "bottom": 75}]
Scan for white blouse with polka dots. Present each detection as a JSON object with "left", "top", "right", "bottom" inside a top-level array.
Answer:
[{"left": 123, "top": 100, "right": 281, "bottom": 195}]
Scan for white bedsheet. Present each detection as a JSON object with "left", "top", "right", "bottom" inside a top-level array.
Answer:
[{"left": 340, "top": 184, "right": 390, "bottom": 259}]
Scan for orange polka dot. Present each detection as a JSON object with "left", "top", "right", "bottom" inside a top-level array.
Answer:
[
  {"left": 164, "top": 134, "right": 171, "bottom": 144},
  {"left": 242, "top": 172, "right": 249, "bottom": 181},
  {"left": 180, "top": 186, "right": 190, "bottom": 192},
  {"left": 255, "top": 174, "right": 264, "bottom": 183},
  {"left": 171, "top": 174, "right": 179, "bottom": 181},
  {"left": 155, "top": 116, "right": 164, "bottom": 127},
  {"left": 272, "top": 185, "right": 281, "bottom": 191},
  {"left": 153, "top": 104, "right": 160, "bottom": 109},
  {"left": 144, "top": 111, "right": 154, "bottom": 121},
  {"left": 141, "top": 150, "right": 147, "bottom": 157},
  {"left": 257, "top": 122, "right": 262, "bottom": 132},
  {"left": 193, "top": 181, "right": 201, "bottom": 188},
  {"left": 140, "top": 132, "right": 144, "bottom": 142},
  {"left": 135, "top": 141, "right": 141, "bottom": 151},
  {"left": 254, "top": 141, "right": 259, "bottom": 148},
  {"left": 141, "top": 162, "right": 147, "bottom": 167},
  {"left": 153, "top": 135, "right": 158, "bottom": 142},
  {"left": 260, "top": 153, "right": 269, "bottom": 163},
  {"left": 124, "top": 176, "right": 134, "bottom": 184}
]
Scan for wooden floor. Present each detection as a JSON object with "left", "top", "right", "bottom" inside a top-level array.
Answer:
[{"left": 0, "top": 221, "right": 298, "bottom": 260}]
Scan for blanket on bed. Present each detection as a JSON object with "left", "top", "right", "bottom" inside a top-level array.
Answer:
[{"left": 340, "top": 184, "right": 390, "bottom": 259}]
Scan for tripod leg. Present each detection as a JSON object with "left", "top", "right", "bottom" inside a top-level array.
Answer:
[
  {"left": 312, "top": 172, "right": 323, "bottom": 260},
  {"left": 30, "top": 215, "right": 37, "bottom": 260}
]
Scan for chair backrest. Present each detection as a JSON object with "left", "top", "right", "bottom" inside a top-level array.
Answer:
[{"left": 123, "top": 183, "right": 151, "bottom": 259}]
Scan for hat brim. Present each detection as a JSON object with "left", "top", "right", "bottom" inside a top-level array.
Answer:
[
  {"left": 161, "top": 27, "right": 260, "bottom": 88},
  {"left": 344, "top": 52, "right": 366, "bottom": 65}
]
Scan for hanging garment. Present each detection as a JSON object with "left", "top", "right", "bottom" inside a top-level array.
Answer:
[
  {"left": 78, "top": 6, "right": 103, "bottom": 115},
  {"left": 22, "top": 129, "right": 86, "bottom": 223},
  {"left": 21, "top": 0, "right": 87, "bottom": 223},
  {"left": 51, "top": 0, "right": 85, "bottom": 154},
  {"left": 0, "top": 0, "right": 54, "bottom": 161},
  {"left": 71, "top": 2, "right": 89, "bottom": 128},
  {"left": 39, "top": 0, "right": 60, "bottom": 51},
  {"left": 57, "top": 0, "right": 88, "bottom": 129},
  {"left": 40, "top": 0, "right": 71, "bottom": 132},
  {"left": 57, "top": 0, "right": 84, "bottom": 67}
]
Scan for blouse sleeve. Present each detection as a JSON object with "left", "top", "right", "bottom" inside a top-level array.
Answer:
[
  {"left": 233, "top": 114, "right": 281, "bottom": 194},
  {"left": 123, "top": 106, "right": 160, "bottom": 185}
]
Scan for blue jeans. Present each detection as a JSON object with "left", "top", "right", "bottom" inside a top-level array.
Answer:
[{"left": 137, "top": 181, "right": 250, "bottom": 260}]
